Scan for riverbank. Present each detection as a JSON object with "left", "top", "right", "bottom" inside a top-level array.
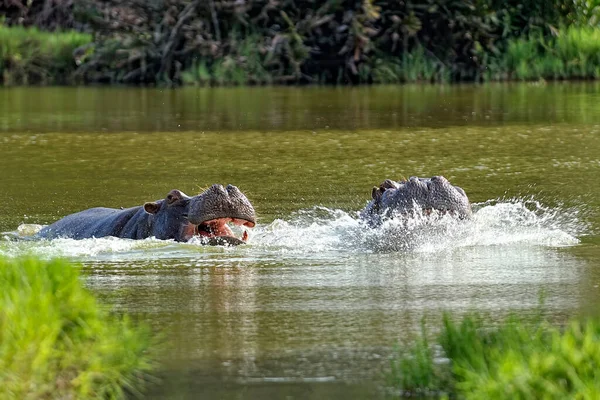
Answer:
[
  {"left": 3, "top": 25, "right": 600, "bottom": 86},
  {"left": 0, "top": 258, "right": 155, "bottom": 399},
  {"left": 1, "top": 0, "right": 599, "bottom": 86},
  {"left": 0, "top": 25, "right": 90, "bottom": 85}
]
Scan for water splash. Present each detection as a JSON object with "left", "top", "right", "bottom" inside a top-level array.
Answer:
[
  {"left": 0, "top": 198, "right": 585, "bottom": 259},
  {"left": 250, "top": 198, "right": 584, "bottom": 253}
]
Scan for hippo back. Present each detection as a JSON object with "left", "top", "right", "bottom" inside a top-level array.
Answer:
[{"left": 37, "top": 207, "right": 142, "bottom": 240}]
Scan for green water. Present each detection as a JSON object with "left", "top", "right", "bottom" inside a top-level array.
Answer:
[{"left": 1, "top": 84, "right": 600, "bottom": 399}]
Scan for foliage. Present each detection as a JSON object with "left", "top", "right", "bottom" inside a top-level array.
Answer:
[
  {"left": 388, "top": 320, "right": 452, "bottom": 397},
  {"left": 0, "top": 24, "right": 91, "bottom": 85},
  {"left": 369, "top": 46, "right": 451, "bottom": 84},
  {"left": 565, "top": 0, "right": 600, "bottom": 26},
  {"left": 0, "top": 0, "right": 85, "bottom": 31},
  {"left": 388, "top": 310, "right": 600, "bottom": 399},
  {"left": 1, "top": 0, "right": 599, "bottom": 85},
  {"left": 0, "top": 0, "right": 579, "bottom": 85},
  {"left": 498, "top": 26, "right": 600, "bottom": 81},
  {"left": 0, "top": 258, "right": 155, "bottom": 399},
  {"left": 181, "top": 33, "right": 274, "bottom": 86}
]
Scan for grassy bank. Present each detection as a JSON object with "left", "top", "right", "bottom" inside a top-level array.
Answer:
[
  {"left": 1, "top": 0, "right": 600, "bottom": 86},
  {"left": 2, "top": 0, "right": 593, "bottom": 86},
  {"left": 181, "top": 26, "right": 600, "bottom": 85},
  {"left": 0, "top": 258, "right": 154, "bottom": 399},
  {"left": 355, "top": 26, "right": 600, "bottom": 84},
  {"left": 0, "top": 24, "right": 91, "bottom": 85},
  {"left": 389, "top": 311, "right": 600, "bottom": 398},
  {"left": 484, "top": 25, "right": 600, "bottom": 81},
  {"left": 3, "top": 24, "right": 600, "bottom": 86}
]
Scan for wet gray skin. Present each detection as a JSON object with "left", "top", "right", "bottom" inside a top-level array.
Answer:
[
  {"left": 36, "top": 184, "right": 256, "bottom": 245},
  {"left": 360, "top": 176, "right": 471, "bottom": 226}
]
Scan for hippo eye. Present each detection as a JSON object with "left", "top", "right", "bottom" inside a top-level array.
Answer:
[{"left": 167, "top": 194, "right": 177, "bottom": 204}]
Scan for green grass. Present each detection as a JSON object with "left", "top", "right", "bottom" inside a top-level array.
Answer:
[
  {"left": 388, "top": 320, "right": 453, "bottom": 396},
  {"left": 369, "top": 26, "right": 600, "bottom": 84},
  {"left": 182, "top": 34, "right": 273, "bottom": 86},
  {"left": 0, "top": 24, "right": 91, "bottom": 85},
  {"left": 0, "top": 258, "right": 155, "bottom": 399},
  {"left": 499, "top": 26, "right": 600, "bottom": 81},
  {"left": 3, "top": 10, "right": 600, "bottom": 86},
  {"left": 388, "top": 310, "right": 600, "bottom": 399},
  {"left": 369, "top": 46, "right": 451, "bottom": 84}
]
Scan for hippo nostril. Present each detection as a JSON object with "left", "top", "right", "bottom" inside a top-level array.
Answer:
[
  {"left": 226, "top": 184, "right": 241, "bottom": 195},
  {"left": 210, "top": 184, "right": 227, "bottom": 193}
]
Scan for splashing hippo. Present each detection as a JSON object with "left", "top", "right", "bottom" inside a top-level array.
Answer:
[
  {"left": 360, "top": 176, "right": 471, "bottom": 226},
  {"left": 36, "top": 184, "right": 256, "bottom": 245}
]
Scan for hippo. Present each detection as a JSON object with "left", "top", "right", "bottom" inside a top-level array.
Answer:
[
  {"left": 36, "top": 184, "right": 256, "bottom": 245},
  {"left": 360, "top": 176, "right": 471, "bottom": 226}
]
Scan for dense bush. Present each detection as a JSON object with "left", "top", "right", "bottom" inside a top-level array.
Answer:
[
  {"left": 72, "top": 0, "right": 579, "bottom": 85},
  {"left": 0, "top": 258, "right": 154, "bottom": 399},
  {"left": 506, "top": 26, "right": 600, "bottom": 80},
  {"left": 0, "top": 0, "right": 598, "bottom": 85}
]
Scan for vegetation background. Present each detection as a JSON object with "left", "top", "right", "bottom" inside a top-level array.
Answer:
[{"left": 1, "top": 0, "right": 600, "bottom": 86}]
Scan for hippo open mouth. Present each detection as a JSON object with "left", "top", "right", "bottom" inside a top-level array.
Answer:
[
  {"left": 187, "top": 184, "right": 257, "bottom": 245},
  {"left": 192, "top": 217, "right": 256, "bottom": 245}
]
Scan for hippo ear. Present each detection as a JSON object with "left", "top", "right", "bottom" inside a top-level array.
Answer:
[
  {"left": 380, "top": 179, "right": 400, "bottom": 190},
  {"left": 166, "top": 189, "right": 183, "bottom": 204},
  {"left": 144, "top": 202, "right": 161, "bottom": 214},
  {"left": 372, "top": 187, "right": 382, "bottom": 201}
]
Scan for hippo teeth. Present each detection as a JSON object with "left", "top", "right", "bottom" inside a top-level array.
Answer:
[{"left": 195, "top": 218, "right": 253, "bottom": 242}]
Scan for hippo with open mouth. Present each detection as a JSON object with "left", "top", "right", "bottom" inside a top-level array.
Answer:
[
  {"left": 36, "top": 184, "right": 256, "bottom": 245},
  {"left": 361, "top": 176, "right": 471, "bottom": 226}
]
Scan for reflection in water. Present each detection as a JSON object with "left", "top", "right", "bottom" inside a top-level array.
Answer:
[
  {"left": 2, "top": 83, "right": 600, "bottom": 133},
  {"left": 78, "top": 245, "right": 585, "bottom": 399},
  {"left": 82, "top": 244, "right": 585, "bottom": 399}
]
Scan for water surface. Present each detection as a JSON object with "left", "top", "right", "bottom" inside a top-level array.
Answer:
[{"left": 1, "top": 84, "right": 600, "bottom": 399}]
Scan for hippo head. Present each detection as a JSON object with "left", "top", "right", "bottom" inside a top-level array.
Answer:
[
  {"left": 362, "top": 176, "right": 471, "bottom": 224},
  {"left": 143, "top": 184, "right": 256, "bottom": 244}
]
